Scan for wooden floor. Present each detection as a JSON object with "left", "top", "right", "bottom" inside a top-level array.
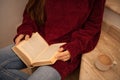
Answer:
[
  {"left": 106, "top": 0, "right": 120, "bottom": 14},
  {"left": 79, "top": 22, "right": 120, "bottom": 80}
]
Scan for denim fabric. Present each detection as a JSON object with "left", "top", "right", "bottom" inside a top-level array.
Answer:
[
  {"left": 28, "top": 66, "right": 61, "bottom": 80},
  {"left": 0, "top": 44, "right": 61, "bottom": 80}
]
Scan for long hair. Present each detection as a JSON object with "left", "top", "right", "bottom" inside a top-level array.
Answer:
[{"left": 25, "top": 0, "right": 46, "bottom": 26}]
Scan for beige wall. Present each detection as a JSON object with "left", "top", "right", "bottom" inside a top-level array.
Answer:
[{"left": 0, "top": 0, "right": 28, "bottom": 48}]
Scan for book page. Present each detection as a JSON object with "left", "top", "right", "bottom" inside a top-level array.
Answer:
[
  {"left": 34, "top": 43, "right": 66, "bottom": 62},
  {"left": 16, "top": 32, "right": 49, "bottom": 61}
]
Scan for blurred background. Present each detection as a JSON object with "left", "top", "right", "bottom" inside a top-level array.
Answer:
[
  {"left": 0, "top": 0, "right": 28, "bottom": 48},
  {"left": 0, "top": 0, "right": 120, "bottom": 80}
]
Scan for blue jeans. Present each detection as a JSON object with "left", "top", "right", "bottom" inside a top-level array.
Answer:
[{"left": 0, "top": 44, "right": 61, "bottom": 80}]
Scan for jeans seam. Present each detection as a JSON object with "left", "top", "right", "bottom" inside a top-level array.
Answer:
[
  {"left": 0, "top": 57, "right": 26, "bottom": 80},
  {"left": 0, "top": 57, "right": 20, "bottom": 68},
  {"left": 1, "top": 69, "right": 26, "bottom": 80}
]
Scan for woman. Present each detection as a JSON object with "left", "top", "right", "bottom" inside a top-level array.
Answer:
[{"left": 0, "top": 0, "right": 105, "bottom": 80}]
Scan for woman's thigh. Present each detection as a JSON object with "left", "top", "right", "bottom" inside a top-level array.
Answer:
[
  {"left": 0, "top": 45, "right": 61, "bottom": 80},
  {"left": 0, "top": 44, "right": 26, "bottom": 69},
  {"left": 28, "top": 66, "right": 61, "bottom": 80}
]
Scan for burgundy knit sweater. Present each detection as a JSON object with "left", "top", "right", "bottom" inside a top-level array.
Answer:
[{"left": 15, "top": 0, "right": 105, "bottom": 79}]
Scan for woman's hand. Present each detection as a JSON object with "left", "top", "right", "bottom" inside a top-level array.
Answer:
[
  {"left": 56, "top": 47, "right": 71, "bottom": 62},
  {"left": 15, "top": 34, "right": 30, "bottom": 45}
]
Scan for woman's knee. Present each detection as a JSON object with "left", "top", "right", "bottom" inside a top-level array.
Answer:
[
  {"left": 0, "top": 44, "right": 15, "bottom": 65},
  {"left": 0, "top": 44, "right": 26, "bottom": 69},
  {"left": 0, "top": 44, "right": 15, "bottom": 58},
  {"left": 28, "top": 66, "right": 61, "bottom": 80}
]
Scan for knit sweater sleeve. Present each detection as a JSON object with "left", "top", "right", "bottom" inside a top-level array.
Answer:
[
  {"left": 17, "top": 12, "right": 38, "bottom": 35},
  {"left": 62, "top": 0, "right": 106, "bottom": 61},
  {"left": 13, "top": 11, "right": 38, "bottom": 41}
]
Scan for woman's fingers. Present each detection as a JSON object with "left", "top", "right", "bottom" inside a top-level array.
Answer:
[
  {"left": 56, "top": 50, "right": 71, "bottom": 61},
  {"left": 25, "top": 35, "right": 30, "bottom": 40},
  {"left": 15, "top": 34, "right": 31, "bottom": 45},
  {"left": 15, "top": 34, "right": 24, "bottom": 45},
  {"left": 58, "top": 47, "right": 65, "bottom": 52}
]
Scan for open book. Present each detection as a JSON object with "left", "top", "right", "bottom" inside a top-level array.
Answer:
[{"left": 12, "top": 32, "right": 65, "bottom": 67}]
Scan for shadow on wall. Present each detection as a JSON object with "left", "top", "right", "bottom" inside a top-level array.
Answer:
[{"left": 0, "top": 0, "right": 28, "bottom": 48}]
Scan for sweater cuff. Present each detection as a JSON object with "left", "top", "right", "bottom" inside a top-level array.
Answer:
[{"left": 62, "top": 40, "right": 82, "bottom": 62}]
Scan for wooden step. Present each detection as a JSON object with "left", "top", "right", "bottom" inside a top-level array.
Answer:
[
  {"left": 103, "top": 0, "right": 120, "bottom": 31},
  {"left": 79, "top": 22, "right": 120, "bottom": 80},
  {"left": 106, "top": 0, "right": 120, "bottom": 15},
  {"left": 102, "top": 22, "right": 120, "bottom": 43}
]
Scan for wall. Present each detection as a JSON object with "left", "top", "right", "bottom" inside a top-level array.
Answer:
[{"left": 0, "top": 0, "right": 28, "bottom": 48}]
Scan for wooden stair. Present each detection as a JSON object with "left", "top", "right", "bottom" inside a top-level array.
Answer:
[
  {"left": 105, "top": 0, "right": 120, "bottom": 15},
  {"left": 79, "top": 0, "right": 120, "bottom": 80},
  {"left": 103, "top": 0, "right": 120, "bottom": 30}
]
